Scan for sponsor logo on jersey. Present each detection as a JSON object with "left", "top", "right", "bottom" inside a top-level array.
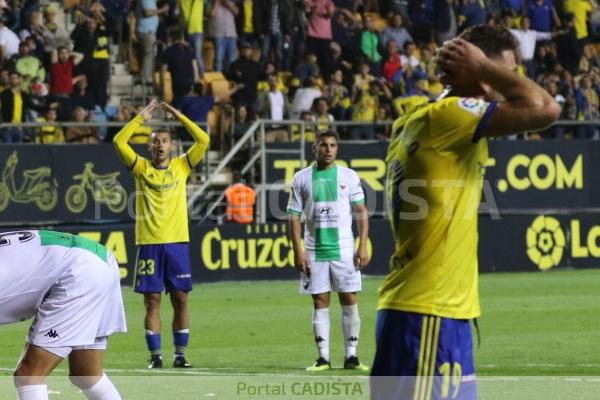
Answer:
[{"left": 319, "top": 207, "right": 332, "bottom": 215}]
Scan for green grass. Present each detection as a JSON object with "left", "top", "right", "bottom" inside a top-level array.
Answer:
[{"left": 2, "top": 269, "right": 600, "bottom": 399}]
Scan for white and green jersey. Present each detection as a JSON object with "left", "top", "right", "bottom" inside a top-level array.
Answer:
[
  {"left": 0, "top": 230, "right": 109, "bottom": 325},
  {"left": 287, "top": 164, "right": 365, "bottom": 261}
]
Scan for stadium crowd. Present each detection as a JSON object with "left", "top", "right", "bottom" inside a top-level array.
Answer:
[{"left": 0, "top": 0, "right": 599, "bottom": 143}]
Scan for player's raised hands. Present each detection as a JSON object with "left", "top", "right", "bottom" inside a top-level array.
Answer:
[
  {"left": 139, "top": 99, "right": 159, "bottom": 120},
  {"left": 436, "top": 38, "right": 489, "bottom": 87},
  {"left": 160, "top": 101, "right": 182, "bottom": 118}
]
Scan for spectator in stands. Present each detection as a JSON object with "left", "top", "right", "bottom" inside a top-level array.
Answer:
[
  {"left": 101, "top": 0, "right": 128, "bottom": 51},
  {"left": 233, "top": 104, "right": 250, "bottom": 141},
  {"left": 70, "top": 76, "right": 95, "bottom": 113},
  {"left": 50, "top": 46, "right": 84, "bottom": 121},
  {"left": 179, "top": 0, "right": 205, "bottom": 78},
  {"left": 332, "top": 7, "right": 359, "bottom": 65},
  {"left": 380, "top": 13, "right": 413, "bottom": 51},
  {"left": 544, "top": 78, "right": 567, "bottom": 138},
  {"left": 578, "top": 43, "right": 600, "bottom": 73},
  {"left": 65, "top": 106, "right": 99, "bottom": 143},
  {"left": 0, "top": 15, "right": 20, "bottom": 62},
  {"left": 135, "top": 0, "right": 169, "bottom": 85},
  {"left": 71, "top": 15, "right": 110, "bottom": 108},
  {"left": 375, "top": 102, "right": 393, "bottom": 140},
  {"left": 18, "top": 11, "right": 42, "bottom": 41},
  {"left": 257, "top": 0, "right": 292, "bottom": 70},
  {"left": 408, "top": 0, "right": 435, "bottom": 44},
  {"left": 313, "top": 97, "right": 334, "bottom": 131},
  {"left": 285, "top": 0, "right": 309, "bottom": 71},
  {"left": 224, "top": 171, "right": 256, "bottom": 224},
  {"left": 510, "top": 16, "right": 552, "bottom": 77},
  {"left": 353, "top": 61, "right": 375, "bottom": 93},
  {"left": 574, "top": 74, "right": 599, "bottom": 138},
  {"left": 209, "top": 0, "right": 239, "bottom": 72},
  {"left": 0, "top": 67, "right": 9, "bottom": 91},
  {"left": 290, "top": 76, "right": 323, "bottom": 120},
  {"left": 258, "top": 73, "right": 289, "bottom": 142},
  {"left": 329, "top": 41, "right": 354, "bottom": 78},
  {"left": 305, "top": 0, "right": 335, "bottom": 73},
  {"left": 258, "top": 74, "right": 289, "bottom": 125},
  {"left": 351, "top": 79, "right": 390, "bottom": 139},
  {"left": 236, "top": 0, "right": 258, "bottom": 47},
  {"left": 459, "top": 0, "right": 487, "bottom": 31},
  {"left": 40, "top": 4, "right": 70, "bottom": 55},
  {"left": 227, "top": 41, "right": 260, "bottom": 118},
  {"left": 0, "top": 71, "right": 31, "bottom": 143},
  {"left": 564, "top": 0, "right": 595, "bottom": 46},
  {"left": 11, "top": 41, "right": 45, "bottom": 93},
  {"left": 400, "top": 41, "right": 420, "bottom": 70},
  {"left": 180, "top": 81, "right": 241, "bottom": 140},
  {"left": 294, "top": 52, "right": 321, "bottom": 82},
  {"left": 528, "top": 0, "right": 560, "bottom": 32},
  {"left": 292, "top": 110, "right": 317, "bottom": 141},
  {"left": 361, "top": 13, "right": 382, "bottom": 75},
  {"left": 160, "top": 28, "right": 198, "bottom": 107},
  {"left": 434, "top": 0, "right": 458, "bottom": 44},
  {"left": 555, "top": 13, "right": 582, "bottom": 72},
  {"left": 35, "top": 106, "right": 64, "bottom": 143},
  {"left": 383, "top": 39, "right": 402, "bottom": 83},
  {"left": 501, "top": 0, "right": 525, "bottom": 14},
  {"left": 326, "top": 68, "right": 351, "bottom": 121}
]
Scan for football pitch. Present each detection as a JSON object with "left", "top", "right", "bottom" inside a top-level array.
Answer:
[{"left": 2, "top": 269, "right": 600, "bottom": 399}]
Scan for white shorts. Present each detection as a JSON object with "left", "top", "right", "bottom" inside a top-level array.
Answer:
[
  {"left": 27, "top": 253, "right": 127, "bottom": 358},
  {"left": 299, "top": 259, "right": 362, "bottom": 295}
]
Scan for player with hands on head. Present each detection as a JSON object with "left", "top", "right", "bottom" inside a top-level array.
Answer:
[{"left": 371, "top": 25, "right": 560, "bottom": 400}]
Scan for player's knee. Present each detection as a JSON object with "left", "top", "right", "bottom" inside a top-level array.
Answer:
[
  {"left": 170, "top": 291, "right": 188, "bottom": 308},
  {"left": 13, "top": 363, "right": 41, "bottom": 386},
  {"left": 69, "top": 374, "right": 100, "bottom": 390},
  {"left": 312, "top": 294, "right": 330, "bottom": 309},
  {"left": 144, "top": 295, "right": 161, "bottom": 312}
]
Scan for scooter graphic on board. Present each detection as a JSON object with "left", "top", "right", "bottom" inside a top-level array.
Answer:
[
  {"left": 65, "top": 162, "right": 128, "bottom": 213},
  {"left": 0, "top": 151, "right": 58, "bottom": 212}
]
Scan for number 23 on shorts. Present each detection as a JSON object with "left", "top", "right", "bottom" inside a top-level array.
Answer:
[{"left": 136, "top": 259, "right": 155, "bottom": 276}]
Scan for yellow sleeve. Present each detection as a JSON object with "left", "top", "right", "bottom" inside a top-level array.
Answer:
[
  {"left": 180, "top": 112, "right": 210, "bottom": 167},
  {"left": 428, "top": 97, "right": 496, "bottom": 151},
  {"left": 113, "top": 114, "right": 144, "bottom": 168}
]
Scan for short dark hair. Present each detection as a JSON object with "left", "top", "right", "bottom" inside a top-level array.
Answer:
[
  {"left": 315, "top": 130, "right": 339, "bottom": 144},
  {"left": 193, "top": 82, "right": 204, "bottom": 95},
  {"left": 459, "top": 25, "right": 520, "bottom": 60},
  {"left": 169, "top": 28, "right": 183, "bottom": 41}
]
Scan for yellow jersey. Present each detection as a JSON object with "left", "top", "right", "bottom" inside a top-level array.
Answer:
[
  {"left": 113, "top": 114, "right": 210, "bottom": 245},
  {"left": 131, "top": 155, "right": 192, "bottom": 244},
  {"left": 379, "top": 96, "right": 495, "bottom": 319}
]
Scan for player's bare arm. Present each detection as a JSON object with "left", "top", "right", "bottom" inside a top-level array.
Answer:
[
  {"left": 354, "top": 203, "right": 370, "bottom": 270},
  {"left": 289, "top": 215, "right": 310, "bottom": 276},
  {"left": 437, "top": 38, "right": 561, "bottom": 138}
]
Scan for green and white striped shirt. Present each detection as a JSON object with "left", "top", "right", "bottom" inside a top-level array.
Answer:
[{"left": 287, "top": 164, "right": 365, "bottom": 261}]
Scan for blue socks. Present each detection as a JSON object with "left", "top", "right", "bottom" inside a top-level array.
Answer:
[
  {"left": 173, "top": 329, "right": 190, "bottom": 357},
  {"left": 145, "top": 330, "right": 162, "bottom": 356}
]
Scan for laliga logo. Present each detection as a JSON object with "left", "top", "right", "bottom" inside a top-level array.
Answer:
[{"left": 526, "top": 215, "right": 566, "bottom": 270}]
